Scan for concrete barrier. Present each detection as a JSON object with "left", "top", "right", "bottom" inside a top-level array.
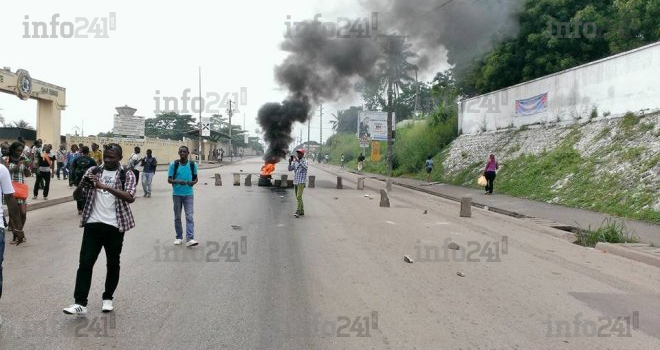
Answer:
[
  {"left": 357, "top": 178, "right": 365, "bottom": 190},
  {"left": 280, "top": 175, "right": 288, "bottom": 188},
  {"left": 386, "top": 179, "right": 392, "bottom": 191},
  {"left": 308, "top": 176, "right": 315, "bottom": 188},
  {"left": 460, "top": 197, "right": 472, "bottom": 217},
  {"left": 214, "top": 174, "right": 222, "bottom": 186},
  {"left": 380, "top": 189, "right": 390, "bottom": 208},
  {"left": 245, "top": 174, "right": 252, "bottom": 186},
  {"left": 336, "top": 177, "right": 343, "bottom": 189},
  {"left": 233, "top": 174, "right": 240, "bottom": 186}
]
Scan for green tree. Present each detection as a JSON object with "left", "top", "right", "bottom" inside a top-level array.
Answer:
[
  {"left": 461, "top": 0, "right": 659, "bottom": 95},
  {"left": 145, "top": 112, "right": 196, "bottom": 140}
]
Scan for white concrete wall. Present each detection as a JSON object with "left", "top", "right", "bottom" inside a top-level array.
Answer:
[{"left": 459, "top": 42, "right": 660, "bottom": 134}]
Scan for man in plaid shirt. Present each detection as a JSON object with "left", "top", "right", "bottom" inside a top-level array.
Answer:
[
  {"left": 288, "top": 149, "right": 308, "bottom": 218},
  {"left": 63, "top": 143, "right": 136, "bottom": 316}
]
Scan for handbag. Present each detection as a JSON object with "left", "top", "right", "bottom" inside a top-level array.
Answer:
[
  {"left": 12, "top": 181, "right": 29, "bottom": 200},
  {"left": 477, "top": 175, "right": 487, "bottom": 187}
]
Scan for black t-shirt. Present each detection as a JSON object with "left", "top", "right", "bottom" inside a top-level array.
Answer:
[{"left": 37, "top": 153, "right": 56, "bottom": 170}]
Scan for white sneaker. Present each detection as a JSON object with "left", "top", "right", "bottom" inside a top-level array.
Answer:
[
  {"left": 102, "top": 300, "right": 114, "bottom": 313},
  {"left": 174, "top": 239, "right": 183, "bottom": 245},
  {"left": 63, "top": 304, "right": 88, "bottom": 315},
  {"left": 186, "top": 239, "right": 199, "bottom": 247}
]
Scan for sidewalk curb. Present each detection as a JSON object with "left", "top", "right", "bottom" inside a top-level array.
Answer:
[{"left": 595, "top": 242, "right": 660, "bottom": 268}]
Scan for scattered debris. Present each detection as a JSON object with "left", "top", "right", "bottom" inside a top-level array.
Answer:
[
  {"left": 448, "top": 242, "right": 460, "bottom": 250},
  {"left": 404, "top": 255, "right": 414, "bottom": 263},
  {"left": 334, "top": 197, "right": 339, "bottom": 200},
  {"left": 204, "top": 183, "right": 208, "bottom": 185},
  {"left": 230, "top": 225, "right": 242, "bottom": 230},
  {"left": 364, "top": 194, "right": 370, "bottom": 198},
  {"left": 457, "top": 272, "right": 465, "bottom": 277},
  {"left": 280, "top": 196, "right": 285, "bottom": 198},
  {"left": 423, "top": 210, "right": 428, "bottom": 214}
]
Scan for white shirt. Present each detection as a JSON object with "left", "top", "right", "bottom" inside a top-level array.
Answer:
[
  {"left": 87, "top": 169, "right": 119, "bottom": 228},
  {"left": 0, "top": 165, "right": 15, "bottom": 218}
]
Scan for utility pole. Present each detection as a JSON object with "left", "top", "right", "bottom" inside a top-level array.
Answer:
[
  {"left": 319, "top": 104, "right": 323, "bottom": 145},
  {"left": 307, "top": 114, "right": 310, "bottom": 153},
  {"left": 228, "top": 99, "right": 233, "bottom": 162}
]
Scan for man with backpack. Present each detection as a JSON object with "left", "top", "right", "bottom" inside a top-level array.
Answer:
[
  {"left": 71, "top": 146, "right": 97, "bottom": 215},
  {"left": 63, "top": 143, "right": 136, "bottom": 316},
  {"left": 168, "top": 146, "right": 198, "bottom": 247}
]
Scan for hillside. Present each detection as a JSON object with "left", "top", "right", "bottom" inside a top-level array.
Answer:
[{"left": 436, "top": 113, "right": 660, "bottom": 224}]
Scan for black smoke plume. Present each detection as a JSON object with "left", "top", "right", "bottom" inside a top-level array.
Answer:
[
  {"left": 259, "top": 0, "right": 524, "bottom": 161},
  {"left": 258, "top": 22, "right": 381, "bottom": 162}
]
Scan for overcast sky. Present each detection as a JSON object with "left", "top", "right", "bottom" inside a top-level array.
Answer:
[{"left": 1, "top": 0, "right": 446, "bottom": 144}]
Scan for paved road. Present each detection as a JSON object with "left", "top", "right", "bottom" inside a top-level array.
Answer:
[{"left": 1, "top": 158, "right": 659, "bottom": 349}]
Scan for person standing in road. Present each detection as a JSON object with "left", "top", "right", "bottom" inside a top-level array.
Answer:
[
  {"left": 67, "top": 144, "right": 80, "bottom": 187},
  {"left": 56, "top": 144, "right": 68, "bottom": 180},
  {"left": 63, "top": 143, "right": 136, "bottom": 316},
  {"left": 340, "top": 154, "right": 345, "bottom": 168},
  {"left": 168, "top": 146, "right": 198, "bottom": 247},
  {"left": 288, "top": 149, "right": 308, "bottom": 218},
  {"left": 357, "top": 153, "right": 365, "bottom": 174},
  {"left": 33, "top": 144, "right": 55, "bottom": 200},
  {"left": 424, "top": 156, "right": 434, "bottom": 182},
  {"left": 0, "top": 159, "right": 27, "bottom": 324},
  {"left": 140, "top": 149, "right": 157, "bottom": 197},
  {"left": 71, "top": 147, "right": 97, "bottom": 215},
  {"left": 127, "top": 147, "right": 142, "bottom": 187},
  {"left": 3, "top": 142, "right": 31, "bottom": 244},
  {"left": 483, "top": 154, "right": 499, "bottom": 195}
]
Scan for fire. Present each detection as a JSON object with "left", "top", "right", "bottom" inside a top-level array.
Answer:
[{"left": 260, "top": 163, "right": 275, "bottom": 177}]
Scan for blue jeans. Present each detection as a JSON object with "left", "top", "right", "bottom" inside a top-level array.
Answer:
[
  {"left": 0, "top": 227, "right": 4, "bottom": 299},
  {"left": 142, "top": 172, "right": 155, "bottom": 195},
  {"left": 173, "top": 195, "right": 194, "bottom": 240}
]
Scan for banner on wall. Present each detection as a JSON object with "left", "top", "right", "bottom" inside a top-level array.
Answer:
[
  {"left": 515, "top": 93, "right": 548, "bottom": 116},
  {"left": 358, "top": 111, "right": 395, "bottom": 141}
]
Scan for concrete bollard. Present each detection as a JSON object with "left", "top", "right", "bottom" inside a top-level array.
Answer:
[
  {"left": 386, "top": 179, "right": 392, "bottom": 191},
  {"left": 280, "top": 175, "right": 288, "bottom": 188},
  {"left": 336, "top": 177, "right": 343, "bottom": 189},
  {"left": 233, "top": 173, "right": 241, "bottom": 186},
  {"left": 357, "top": 177, "right": 365, "bottom": 190},
  {"left": 287, "top": 180, "right": 294, "bottom": 187},
  {"left": 214, "top": 174, "right": 222, "bottom": 186},
  {"left": 379, "top": 189, "right": 390, "bottom": 207},
  {"left": 460, "top": 197, "right": 472, "bottom": 217},
  {"left": 274, "top": 179, "right": 281, "bottom": 187},
  {"left": 308, "top": 175, "right": 316, "bottom": 188},
  {"left": 245, "top": 174, "right": 252, "bottom": 186}
]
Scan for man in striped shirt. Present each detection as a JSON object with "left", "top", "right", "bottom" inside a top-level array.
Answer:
[
  {"left": 288, "top": 149, "right": 308, "bottom": 218},
  {"left": 63, "top": 143, "right": 136, "bottom": 316}
]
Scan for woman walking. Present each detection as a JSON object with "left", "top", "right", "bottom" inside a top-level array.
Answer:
[
  {"left": 483, "top": 154, "right": 499, "bottom": 195},
  {"left": 3, "top": 142, "right": 31, "bottom": 243}
]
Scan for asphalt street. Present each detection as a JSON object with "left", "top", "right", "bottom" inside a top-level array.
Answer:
[{"left": 1, "top": 157, "right": 659, "bottom": 350}]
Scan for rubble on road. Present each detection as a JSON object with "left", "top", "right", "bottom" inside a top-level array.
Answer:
[{"left": 404, "top": 255, "right": 414, "bottom": 263}]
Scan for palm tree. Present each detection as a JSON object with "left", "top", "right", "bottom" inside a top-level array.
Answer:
[
  {"left": 12, "top": 120, "right": 34, "bottom": 129},
  {"left": 379, "top": 34, "right": 418, "bottom": 175}
]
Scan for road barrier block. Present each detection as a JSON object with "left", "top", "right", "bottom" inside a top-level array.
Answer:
[
  {"left": 460, "top": 197, "right": 472, "bottom": 217},
  {"left": 380, "top": 189, "right": 390, "bottom": 208}
]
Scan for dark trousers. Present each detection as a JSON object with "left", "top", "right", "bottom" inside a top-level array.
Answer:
[
  {"left": 34, "top": 171, "right": 51, "bottom": 197},
  {"left": 74, "top": 223, "right": 125, "bottom": 306},
  {"left": 131, "top": 169, "right": 140, "bottom": 186},
  {"left": 56, "top": 162, "right": 67, "bottom": 179},
  {"left": 485, "top": 171, "right": 496, "bottom": 194}
]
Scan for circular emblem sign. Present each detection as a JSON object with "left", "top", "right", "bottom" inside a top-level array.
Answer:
[{"left": 16, "top": 69, "right": 32, "bottom": 100}]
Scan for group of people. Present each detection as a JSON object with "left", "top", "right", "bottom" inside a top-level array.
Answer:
[{"left": 0, "top": 140, "right": 200, "bottom": 320}]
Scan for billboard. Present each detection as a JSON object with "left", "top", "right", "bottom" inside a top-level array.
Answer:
[{"left": 357, "top": 111, "right": 395, "bottom": 142}]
